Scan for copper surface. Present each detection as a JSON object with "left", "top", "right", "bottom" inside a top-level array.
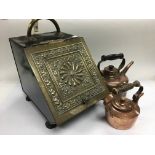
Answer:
[
  {"left": 106, "top": 111, "right": 138, "bottom": 130},
  {"left": 104, "top": 85, "right": 144, "bottom": 130},
  {"left": 98, "top": 53, "right": 134, "bottom": 97}
]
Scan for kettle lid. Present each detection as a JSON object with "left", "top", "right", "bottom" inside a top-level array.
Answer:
[
  {"left": 110, "top": 97, "right": 140, "bottom": 119},
  {"left": 112, "top": 98, "right": 133, "bottom": 112},
  {"left": 103, "top": 65, "right": 119, "bottom": 78}
]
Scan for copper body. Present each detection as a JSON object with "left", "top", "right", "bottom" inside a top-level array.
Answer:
[
  {"left": 105, "top": 98, "right": 140, "bottom": 130},
  {"left": 98, "top": 53, "right": 134, "bottom": 97},
  {"left": 106, "top": 112, "right": 138, "bottom": 130},
  {"left": 104, "top": 83, "right": 144, "bottom": 130}
]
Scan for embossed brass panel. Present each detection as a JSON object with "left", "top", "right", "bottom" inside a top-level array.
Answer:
[{"left": 25, "top": 37, "right": 108, "bottom": 124}]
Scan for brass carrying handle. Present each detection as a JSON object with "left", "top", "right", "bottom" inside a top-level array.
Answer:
[
  {"left": 27, "top": 19, "right": 61, "bottom": 37},
  {"left": 97, "top": 53, "right": 125, "bottom": 75},
  {"left": 112, "top": 80, "right": 140, "bottom": 95}
]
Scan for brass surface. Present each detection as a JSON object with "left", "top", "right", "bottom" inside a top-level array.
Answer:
[
  {"left": 25, "top": 37, "right": 108, "bottom": 125},
  {"left": 27, "top": 19, "right": 60, "bottom": 37}
]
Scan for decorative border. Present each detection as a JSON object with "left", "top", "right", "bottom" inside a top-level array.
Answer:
[{"left": 25, "top": 37, "right": 107, "bottom": 124}]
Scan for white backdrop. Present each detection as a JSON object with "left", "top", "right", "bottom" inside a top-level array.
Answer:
[{"left": 0, "top": 19, "right": 155, "bottom": 134}]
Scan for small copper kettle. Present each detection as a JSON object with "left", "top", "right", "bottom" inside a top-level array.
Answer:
[
  {"left": 97, "top": 53, "right": 134, "bottom": 96},
  {"left": 104, "top": 81, "right": 144, "bottom": 130}
]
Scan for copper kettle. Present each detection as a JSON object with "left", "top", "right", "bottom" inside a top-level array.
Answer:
[
  {"left": 97, "top": 53, "right": 134, "bottom": 96},
  {"left": 104, "top": 81, "right": 144, "bottom": 130}
]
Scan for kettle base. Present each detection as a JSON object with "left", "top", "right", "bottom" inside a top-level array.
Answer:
[{"left": 106, "top": 112, "right": 138, "bottom": 130}]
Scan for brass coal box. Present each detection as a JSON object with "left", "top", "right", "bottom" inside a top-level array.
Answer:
[{"left": 9, "top": 19, "right": 108, "bottom": 129}]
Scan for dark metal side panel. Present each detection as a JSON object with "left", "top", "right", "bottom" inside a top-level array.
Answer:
[{"left": 9, "top": 39, "right": 55, "bottom": 124}]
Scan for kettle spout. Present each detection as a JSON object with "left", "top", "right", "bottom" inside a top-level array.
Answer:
[{"left": 121, "top": 61, "right": 134, "bottom": 75}]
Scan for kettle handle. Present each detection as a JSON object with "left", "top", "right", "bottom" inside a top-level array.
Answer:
[
  {"left": 132, "top": 86, "right": 144, "bottom": 103},
  {"left": 112, "top": 82, "right": 144, "bottom": 103},
  {"left": 97, "top": 53, "right": 125, "bottom": 75},
  {"left": 27, "top": 19, "right": 61, "bottom": 37},
  {"left": 112, "top": 80, "right": 141, "bottom": 95}
]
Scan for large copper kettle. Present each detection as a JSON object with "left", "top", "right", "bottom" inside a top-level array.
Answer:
[
  {"left": 104, "top": 81, "right": 144, "bottom": 130},
  {"left": 98, "top": 53, "right": 134, "bottom": 96}
]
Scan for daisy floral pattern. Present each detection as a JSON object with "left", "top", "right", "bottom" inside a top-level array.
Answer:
[{"left": 60, "top": 61, "right": 84, "bottom": 87}]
